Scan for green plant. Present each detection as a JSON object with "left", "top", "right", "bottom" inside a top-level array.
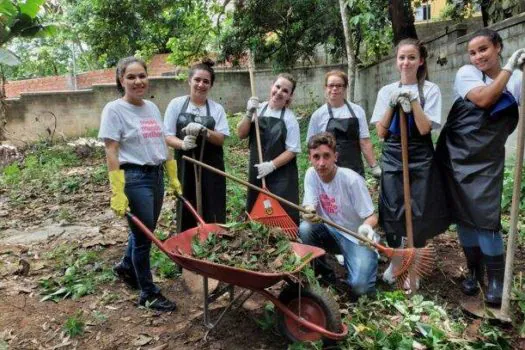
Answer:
[
  {"left": 63, "top": 312, "right": 85, "bottom": 337},
  {"left": 255, "top": 303, "right": 276, "bottom": 331},
  {"left": 40, "top": 246, "right": 115, "bottom": 302},
  {"left": 149, "top": 230, "right": 179, "bottom": 279}
]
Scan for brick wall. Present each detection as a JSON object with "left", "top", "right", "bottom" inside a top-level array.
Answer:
[{"left": 4, "top": 54, "right": 178, "bottom": 98}]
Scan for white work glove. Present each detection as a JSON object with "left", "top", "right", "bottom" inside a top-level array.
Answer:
[
  {"left": 357, "top": 224, "right": 380, "bottom": 245},
  {"left": 182, "top": 122, "right": 205, "bottom": 137},
  {"left": 503, "top": 48, "right": 525, "bottom": 72},
  {"left": 397, "top": 89, "right": 418, "bottom": 113},
  {"left": 371, "top": 164, "right": 382, "bottom": 179},
  {"left": 181, "top": 135, "right": 197, "bottom": 150},
  {"left": 246, "top": 96, "right": 259, "bottom": 114},
  {"left": 388, "top": 90, "right": 402, "bottom": 109},
  {"left": 254, "top": 161, "right": 276, "bottom": 179},
  {"left": 301, "top": 205, "right": 322, "bottom": 224}
]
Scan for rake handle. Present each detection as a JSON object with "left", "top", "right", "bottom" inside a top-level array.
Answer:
[
  {"left": 399, "top": 109, "right": 414, "bottom": 247},
  {"left": 248, "top": 49, "right": 267, "bottom": 188},
  {"left": 182, "top": 155, "right": 382, "bottom": 250},
  {"left": 399, "top": 109, "right": 417, "bottom": 294}
]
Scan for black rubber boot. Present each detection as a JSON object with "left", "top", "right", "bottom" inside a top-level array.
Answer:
[
  {"left": 484, "top": 254, "right": 505, "bottom": 306},
  {"left": 461, "top": 246, "right": 484, "bottom": 296}
]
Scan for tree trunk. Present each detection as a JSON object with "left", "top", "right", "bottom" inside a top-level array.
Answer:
[
  {"left": 338, "top": 0, "right": 355, "bottom": 101},
  {"left": 389, "top": 0, "right": 418, "bottom": 45}
]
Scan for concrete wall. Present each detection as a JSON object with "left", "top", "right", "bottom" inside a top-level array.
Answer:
[{"left": 3, "top": 64, "right": 344, "bottom": 144}]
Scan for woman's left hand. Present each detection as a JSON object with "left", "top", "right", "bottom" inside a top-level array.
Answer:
[
  {"left": 182, "top": 122, "right": 205, "bottom": 136},
  {"left": 255, "top": 161, "right": 276, "bottom": 179}
]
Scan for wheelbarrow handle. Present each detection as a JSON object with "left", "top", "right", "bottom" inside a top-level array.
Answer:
[
  {"left": 125, "top": 212, "right": 170, "bottom": 255},
  {"left": 174, "top": 192, "right": 207, "bottom": 226},
  {"left": 181, "top": 155, "right": 380, "bottom": 249}
]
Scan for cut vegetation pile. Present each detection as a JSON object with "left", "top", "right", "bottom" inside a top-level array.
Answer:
[{"left": 190, "top": 222, "right": 311, "bottom": 273}]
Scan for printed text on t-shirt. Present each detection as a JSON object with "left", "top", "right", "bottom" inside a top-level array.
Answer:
[
  {"left": 140, "top": 119, "right": 162, "bottom": 139},
  {"left": 319, "top": 193, "right": 338, "bottom": 214}
]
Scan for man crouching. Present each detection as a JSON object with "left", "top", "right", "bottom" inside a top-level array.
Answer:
[{"left": 300, "top": 132, "right": 379, "bottom": 299}]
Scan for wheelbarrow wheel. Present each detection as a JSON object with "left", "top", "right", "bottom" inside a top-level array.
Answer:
[{"left": 276, "top": 283, "right": 341, "bottom": 344}]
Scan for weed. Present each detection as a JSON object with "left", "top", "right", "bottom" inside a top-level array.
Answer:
[
  {"left": 83, "top": 128, "right": 99, "bottom": 138},
  {"left": 255, "top": 303, "right": 276, "bottom": 331},
  {"left": 57, "top": 207, "right": 74, "bottom": 222},
  {"left": 90, "top": 164, "right": 108, "bottom": 185},
  {"left": 91, "top": 310, "right": 108, "bottom": 324},
  {"left": 40, "top": 246, "right": 115, "bottom": 302},
  {"left": 149, "top": 229, "right": 180, "bottom": 279},
  {"left": 63, "top": 312, "right": 85, "bottom": 337}
]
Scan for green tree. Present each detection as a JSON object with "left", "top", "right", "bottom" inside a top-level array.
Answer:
[
  {"left": 220, "top": 0, "right": 345, "bottom": 71},
  {"left": 62, "top": 0, "right": 187, "bottom": 67},
  {"left": 441, "top": 0, "right": 524, "bottom": 26},
  {"left": 0, "top": 0, "right": 56, "bottom": 140}
]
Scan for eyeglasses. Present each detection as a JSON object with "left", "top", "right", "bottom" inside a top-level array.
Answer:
[{"left": 326, "top": 84, "right": 345, "bottom": 89}]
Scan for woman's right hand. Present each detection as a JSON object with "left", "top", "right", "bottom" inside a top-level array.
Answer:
[
  {"left": 181, "top": 135, "right": 197, "bottom": 150},
  {"left": 246, "top": 96, "right": 259, "bottom": 114},
  {"left": 389, "top": 90, "right": 402, "bottom": 109},
  {"left": 108, "top": 170, "right": 129, "bottom": 217}
]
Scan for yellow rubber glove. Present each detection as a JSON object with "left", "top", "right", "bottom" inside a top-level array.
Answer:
[
  {"left": 108, "top": 170, "right": 128, "bottom": 217},
  {"left": 165, "top": 159, "right": 182, "bottom": 195}
]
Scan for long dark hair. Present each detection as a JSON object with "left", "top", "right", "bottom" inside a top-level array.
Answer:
[
  {"left": 395, "top": 38, "right": 429, "bottom": 86},
  {"left": 115, "top": 56, "right": 147, "bottom": 95},
  {"left": 189, "top": 58, "right": 216, "bottom": 86},
  {"left": 468, "top": 28, "right": 504, "bottom": 58}
]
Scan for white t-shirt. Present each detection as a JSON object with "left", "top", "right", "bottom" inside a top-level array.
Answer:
[
  {"left": 370, "top": 80, "right": 443, "bottom": 130},
  {"left": 302, "top": 167, "right": 374, "bottom": 243},
  {"left": 454, "top": 64, "right": 522, "bottom": 104},
  {"left": 98, "top": 99, "right": 168, "bottom": 165},
  {"left": 163, "top": 96, "right": 230, "bottom": 137},
  {"left": 257, "top": 101, "right": 301, "bottom": 153},
  {"left": 306, "top": 102, "right": 370, "bottom": 142}
]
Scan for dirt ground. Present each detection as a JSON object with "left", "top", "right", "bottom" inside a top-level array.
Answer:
[{"left": 1, "top": 150, "right": 525, "bottom": 349}]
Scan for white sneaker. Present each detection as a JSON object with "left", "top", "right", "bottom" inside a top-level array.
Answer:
[
  {"left": 402, "top": 275, "right": 421, "bottom": 291},
  {"left": 335, "top": 254, "right": 344, "bottom": 266},
  {"left": 382, "top": 262, "right": 396, "bottom": 285}
]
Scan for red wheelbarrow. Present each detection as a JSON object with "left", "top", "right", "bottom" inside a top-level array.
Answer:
[{"left": 126, "top": 194, "right": 348, "bottom": 344}]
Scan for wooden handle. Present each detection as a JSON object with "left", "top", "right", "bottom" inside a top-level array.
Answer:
[
  {"left": 501, "top": 71, "right": 525, "bottom": 317},
  {"left": 182, "top": 155, "right": 381, "bottom": 248},
  {"left": 247, "top": 49, "right": 266, "bottom": 188},
  {"left": 399, "top": 109, "right": 414, "bottom": 248}
]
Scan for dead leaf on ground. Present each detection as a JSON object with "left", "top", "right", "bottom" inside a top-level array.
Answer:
[
  {"left": 132, "top": 334, "right": 153, "bottom": 346},
  {"left": 464, "top": 318, "right": 481, "bottom": 339}
]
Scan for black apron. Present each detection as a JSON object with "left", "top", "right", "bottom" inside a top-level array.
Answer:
[
  {"left": 175, "top": 97, "right": 226, "bottom": 231},
  {"left": 246, "top": 104, "right": 299, "bottom": 224},
  {"left": 435, "top": 77, "right": 519, "bottom": 232},
  {"left": 379, "top": 84, "right": 450, "bottom": 247},
  {"left": 325, "top": 101, "right": 365, "bottom": 176}
]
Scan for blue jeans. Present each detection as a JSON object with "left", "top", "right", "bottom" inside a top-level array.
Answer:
[
  {"left": 299, "top": 221, "right": 378, "bottom": 296},
  {"left": 457, "top": 224, "right": 504, "bottom": 257},
  {"left": 122, "top": 166, "right": 164, "bottom": 298}
]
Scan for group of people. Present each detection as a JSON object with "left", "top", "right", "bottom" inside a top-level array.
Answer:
[{"left": 98, "top": 27, "right": 525, "bottom": 312}]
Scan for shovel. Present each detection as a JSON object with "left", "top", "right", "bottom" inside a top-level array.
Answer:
[{"left": 500, "top": 72, "right": 525, "bottom": 321}]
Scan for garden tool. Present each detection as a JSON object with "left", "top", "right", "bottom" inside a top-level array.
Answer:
[
  {"left": 183, "top": 156, "right": 436, "bottom": 284},
  {"left": 399, "top": 109, "right": 418, "bottom": 293},
  {"left": 246, "top": 52, "right": 298, "bottom": 240},
  {"left": 500, "top": 71, "right": 525, "bottom": 321}
]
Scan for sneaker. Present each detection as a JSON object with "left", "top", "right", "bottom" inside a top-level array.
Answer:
[
  {"left": 113, "top": 263, "right": 138, "bottom": 290},
  {"left": 382, "top": 262, "right": 396, "bottom": 285},
  {"left": 335, "top": 254, "right": 345, "bottom": 266},
  {"left": 138, "top": 293, "right": 177, "bottom": 312}
]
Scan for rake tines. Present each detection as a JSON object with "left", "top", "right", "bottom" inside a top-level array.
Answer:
[
  {"left": 380, "top": 245, "right": 436, "bottom": 287},
  {"left": 248, "top": 212, "right": 298, "bottom": 240}
]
